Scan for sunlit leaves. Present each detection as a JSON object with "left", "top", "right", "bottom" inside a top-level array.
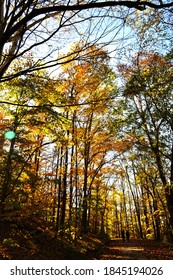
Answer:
[{"left": 117, "top": 51, "right": 173, "bottom": 239}]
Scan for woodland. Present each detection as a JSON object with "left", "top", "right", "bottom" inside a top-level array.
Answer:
[{"left": 0, "top": 0, "right": 173, "bottom": 260}]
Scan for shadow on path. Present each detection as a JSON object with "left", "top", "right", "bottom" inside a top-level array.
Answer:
[{"left": 91, "top": 238, "right": 173, "bottom": 260}]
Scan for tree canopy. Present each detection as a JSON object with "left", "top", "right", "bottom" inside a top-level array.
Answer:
[
  {"left": 0, "top": 0, "right": 173, "bottom": 260},
  {"left": 0, "top": 0, "right": 172, "bottom": 81}
]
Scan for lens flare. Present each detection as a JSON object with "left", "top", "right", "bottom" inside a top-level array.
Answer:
[{"left": 5, "top": 131, "right": 16, "bottom": 139}]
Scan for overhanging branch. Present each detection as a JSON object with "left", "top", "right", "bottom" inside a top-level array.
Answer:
[{"left": 3, "top": 1, "right": 173, "bottom": 42}]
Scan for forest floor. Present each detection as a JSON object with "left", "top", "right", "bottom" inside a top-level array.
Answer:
[
  {"left": 0, "top": 213, "right": 106, "bottom": 260},
  {"left": 0, "top": 213, "right": 173, "bottom": 260},
  {"left": 87, "top": 238, "right": 173, "bottom": 260}
]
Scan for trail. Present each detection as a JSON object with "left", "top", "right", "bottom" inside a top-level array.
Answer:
[{"left": 89, "top": 238, "right": 173, "bottom": 260}]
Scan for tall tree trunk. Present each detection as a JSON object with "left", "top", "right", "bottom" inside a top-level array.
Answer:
[
  {"left": 121, "top": 180, "right": 128, "bottom": 227},
  {"left": 69, "top": 113, "right": 75, "bottom": 225},
  {"left": 60, "top": 144, "right": 68, "bottom": 230},
  {"left": 60, "top": 109, "right": 70, "bottom": 232},
  {"left": 55, "top": 146, "right": 63, "bottom": 232},
  {"left": 74, "top": 137, "right": 78, "bottom": 241},
  {"left": 81, "top": 112, "right": 93, "bottom": 233},
  {"left": 154, "top": 146, "right": 173, "bottom": 241},
  {"left": 114, "top": 200, "right": 120, "bottom": 237},
  {"left": 31, "top": 135, "right": 42, "bottom": 200},
  {"left": 94, "top": 182, "right": 99, "bottom": 234},
  {"left": 127, "top": 186, "right": 135, "bottom": 237},
  {"left": 60, "top": 134, "right": 69, "bottom": 231},
  {"left": 126, "top": 166, "right": 143, "bottom": 239},
  {"left": 0, "top": 137, "right": 15, "bottom": 215},
  {"left": 168, "top": 126, "right": 173, "bottom": 240},
  {"left": 52, "top": 148, "right": 59, "bottom": 223},
  {"left": 69, "top": 144, "right": 74, "bottom": 224}
]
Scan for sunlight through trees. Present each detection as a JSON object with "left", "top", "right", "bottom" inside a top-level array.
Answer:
[{"left": 0, "top": 1, "right": 173, "bottom": 259}]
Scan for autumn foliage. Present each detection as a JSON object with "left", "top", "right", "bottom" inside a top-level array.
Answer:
[{"left": 0, "top": 43, "right": 173, "bottom": 259}]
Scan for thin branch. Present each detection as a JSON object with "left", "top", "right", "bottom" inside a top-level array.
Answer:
[
  {"left": 1, "top": 1, "right": 173, "bottom": 45},
  {"left": 0, "top": 95, "right": 117, "bottom": 109}
]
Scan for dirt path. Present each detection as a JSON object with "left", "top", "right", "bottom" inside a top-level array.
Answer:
[{"left": 90, "top": 239, "right": 173, "bottom": 260}]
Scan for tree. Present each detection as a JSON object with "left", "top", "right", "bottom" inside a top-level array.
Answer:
[
  {"left": 52, "top": 44, "right": 117, "bottom": 234},
  {"left": 118, "top": 52, "right": 173, "bottom": 240},
  {"left": 0, "top": 65, "right": 69, "bottom": 215},
  {"left": 0, "top": 0, "right": 172, "bottom": 82},
  {"left": 126, "top": 5, "right": 173, "bottom": 54}
]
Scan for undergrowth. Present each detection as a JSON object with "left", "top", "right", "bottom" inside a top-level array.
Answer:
[{"left": 0, "top": 213, "right": 107, "bottom": 260}]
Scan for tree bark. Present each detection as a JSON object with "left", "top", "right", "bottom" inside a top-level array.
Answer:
[{"left": 81, "top": 112, "right": 93, "bottom": 233}]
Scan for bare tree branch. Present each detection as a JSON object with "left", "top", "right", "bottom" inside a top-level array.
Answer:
[{"left": 0, "top": 0, "right": 172, "bottom": 81}]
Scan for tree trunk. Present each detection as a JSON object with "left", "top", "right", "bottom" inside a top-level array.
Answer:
[
  {"left": 126, "top": 166, "right": 143, "bottom": 239},
  {"left": 52, "top": 148, "right": 59, "bottom": 223},
  {"left": 0, "top": 137, "right": 15, "bottom": 215},
  {"left": 60, "top": 139, "right": 69, "bottom": 231},
  {"left": 55, "top": 146, "right": 63, "bottom": 232},
  {"left": 81, "top": 112, "right": 93, "bottom": 233}
]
